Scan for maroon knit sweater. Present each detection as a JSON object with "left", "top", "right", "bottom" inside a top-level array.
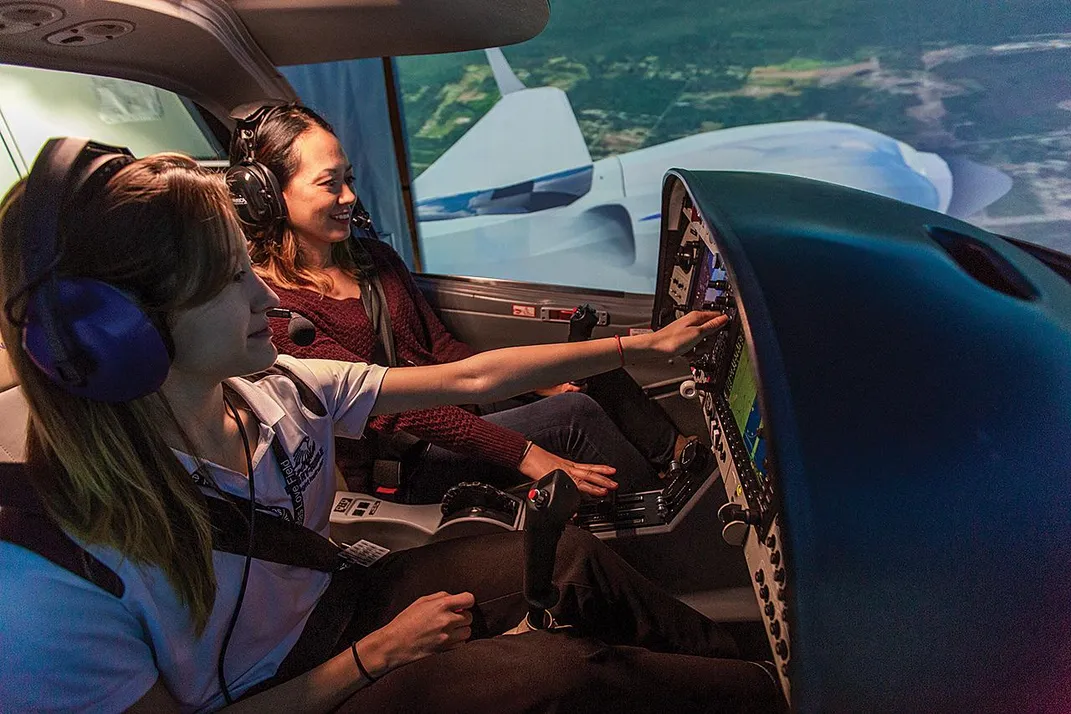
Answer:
[{"left": 267, "top": 239, "right": 529, "bottom": 483}]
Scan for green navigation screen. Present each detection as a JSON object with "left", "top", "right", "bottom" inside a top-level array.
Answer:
[{"left": 727, "top": 340, "right": 768, "bottom": 478}]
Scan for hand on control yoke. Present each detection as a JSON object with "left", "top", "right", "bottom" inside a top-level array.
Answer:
[
  {"left": 358, "top": 591, "right": 475, "bottom": 677},
  {"left": 519, "top": 444, "right": 618, "bottom": 498}
]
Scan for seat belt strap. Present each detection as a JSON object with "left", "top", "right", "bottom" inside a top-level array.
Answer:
[
  {"left": 0, "top": 461, "right": 358, "bottom": 599},
  {"left": 0, "top": 462, "right": 125, "bottom": 597},
  {"left": 203, "top": 490, "right": 352, "bottom": 572}
]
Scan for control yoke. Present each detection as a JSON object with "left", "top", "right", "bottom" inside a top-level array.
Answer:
[
  {"left": 566, "top": 304, "right": 600, "bottom": 389},
  {"left": 523, "top": 469, "right": 582, "bottom": 629},
  {"left": 567, "top": 304, "right": 600, "bottom": 343}
]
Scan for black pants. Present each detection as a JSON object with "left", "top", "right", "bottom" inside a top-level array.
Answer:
[
  {"left": 273, "top": 528, "right": 785, "bottom": 713},
  {"left": 407, "top": 370, "right": 681, "bottom": 503}
]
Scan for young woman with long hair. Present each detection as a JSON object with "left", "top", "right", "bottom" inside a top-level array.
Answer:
[
  {"left": 0, "top": 141, "right": 784, "bottom": 712},
  {"left": 235, "top": 103, "right": 703, "bottom": 503}
]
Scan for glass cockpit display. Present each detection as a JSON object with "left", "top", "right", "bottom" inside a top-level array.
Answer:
[
  {"left": 713, "top": 333, "right": 774, "bottom": 527},
  {"left": 727, "top": 340, "right": 768, "bottom": 482}
]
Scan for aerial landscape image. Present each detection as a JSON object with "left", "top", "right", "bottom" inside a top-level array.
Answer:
[{"left": 397, "top": 0, "right": 1071, "bottom": 273}]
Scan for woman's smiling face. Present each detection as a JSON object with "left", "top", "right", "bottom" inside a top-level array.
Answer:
[{"left": 281, "top": 126, "right": 356, "bottom": 258}]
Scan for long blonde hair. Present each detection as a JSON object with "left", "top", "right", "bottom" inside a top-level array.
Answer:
[
  {"left": 231, "top": 103, "right": 373, "bottom": 293},
  {"left": 0, "top": 154, "right": 242, "bottom": 633}
]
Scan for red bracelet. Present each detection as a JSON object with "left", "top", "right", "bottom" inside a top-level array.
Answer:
[{"left": 614, "top": 334, "right": 625, "bottom": 368}]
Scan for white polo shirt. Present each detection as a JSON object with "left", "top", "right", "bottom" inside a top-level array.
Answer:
[{"left": 0, "top": 356, "right": 387, "bottom": 712}]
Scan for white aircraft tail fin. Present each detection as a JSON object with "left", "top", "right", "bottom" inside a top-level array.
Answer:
[
  {"left": 413, "top": 60, "right": 592, "bottom": 200},
  {"left": 486, "top": 48, "right": 525, "bottom": 95}
]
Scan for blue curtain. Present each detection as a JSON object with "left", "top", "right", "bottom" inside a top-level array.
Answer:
[{"left": 280, "top": 59, "right": 414, "bottom": 267}]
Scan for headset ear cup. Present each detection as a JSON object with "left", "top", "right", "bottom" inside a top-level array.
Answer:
[
  {"left": 23, "top": 278, "right": 171, "bottom": 402},
  {"left": 225, "top": 161, "right": 286, "bottom": 228}
]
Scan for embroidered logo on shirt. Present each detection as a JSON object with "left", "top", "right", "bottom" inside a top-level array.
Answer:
[
  {"left": 293, "top": 436, "right": 325, "bottom": 490},
  {"left": 276, "top": 435, "right": 325, "bottom": 525}
]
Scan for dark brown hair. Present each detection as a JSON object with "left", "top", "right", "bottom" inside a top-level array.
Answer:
[{"left": 234, "top": 103, "right": 372, "bottom": 292}]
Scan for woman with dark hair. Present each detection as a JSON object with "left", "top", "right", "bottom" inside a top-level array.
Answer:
[
  {"left": 0, "top": 141, "right": 783, "bottom": 711},
  {"left": 234, "top": 103, "right": 701, "bottom": 503}
]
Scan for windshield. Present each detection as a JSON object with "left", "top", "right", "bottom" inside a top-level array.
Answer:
[{"left": 0, "top": 64, "right": 223, "bottom": 198}]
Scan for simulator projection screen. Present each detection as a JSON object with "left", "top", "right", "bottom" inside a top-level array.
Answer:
[{"left": 396, "top": 0, "right": 1071, "bottom": 293}]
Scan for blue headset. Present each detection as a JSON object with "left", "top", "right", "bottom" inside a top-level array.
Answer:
[{"left": 3, "top": 137, "right": 172, "bottom": 402}]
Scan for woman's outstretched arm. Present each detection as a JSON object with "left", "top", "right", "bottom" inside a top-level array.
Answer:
[{"left": 372, "top": 311, "right": 727, "bottom": 417}]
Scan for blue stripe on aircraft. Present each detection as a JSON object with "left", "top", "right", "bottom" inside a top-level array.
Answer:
[
  {"left": 417, "top": 165, "right": 594, "bottom": 221},
  {"left": 639, "top": 213, "right": 661, "bottom": 221}
]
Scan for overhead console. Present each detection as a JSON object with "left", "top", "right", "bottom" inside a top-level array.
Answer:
[{"left": 652, "top": 170, "right": 1071, "bottom": 712}]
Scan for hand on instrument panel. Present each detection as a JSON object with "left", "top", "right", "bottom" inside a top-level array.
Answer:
[
  {"left": 532, "top": 382, "right": 584, "bottom": 397},
  {"left": 359, "top": 591, "right": 475, "bottom": 676},
  {"left": 632, "top": 310, "right": 728, "bottom": 358},
  {"left": 520, "top": 444, "right": 618, "bottom": 497}
]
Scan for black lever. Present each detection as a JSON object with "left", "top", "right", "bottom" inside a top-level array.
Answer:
[
  {"left": 567, "top": 304, "right": 600, "bottom": 343},
  {"left": 523, "top": 469, "right": 582, "bottom": 629}
]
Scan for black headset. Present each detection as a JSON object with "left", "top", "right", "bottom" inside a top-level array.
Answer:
[
  {"left": 226, "top": 101, "right": 381, "bottom": 235},
  {"left": 225, "top": 102, "right": 289, "bottom": 228},
  {"left": 3, "top": 138, "right": 173, "bottom": 402}
]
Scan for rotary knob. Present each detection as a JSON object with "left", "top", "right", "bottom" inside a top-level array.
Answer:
[
  {"left": 679, "top": 379, "right": 698, "bottom": 400},
  {"left": 717, "top": 502, "right": 760, "bottom": 546},
  {"left": 679, "top": 379, "right": 715, "bottom": 400}
]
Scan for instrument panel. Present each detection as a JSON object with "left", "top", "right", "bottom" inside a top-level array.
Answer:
[
  {"left": 655, "top": 189, "right": 792, "bottom": 703},
  {"left": 649, "top": 168, "right": 1071, "bottom": 713}
]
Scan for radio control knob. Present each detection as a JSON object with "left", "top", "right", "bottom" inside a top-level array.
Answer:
[
  {"left": 721, "top": 520, "right": 748, "bottom": 546},
  {"left": 773, "top": 568, "right": 786, "bottom": 584},
  {"left": 775, "top": 640, "right": 788, "bottom": 659},
  {"left": 679, "top": 380, "right": 698, "bottom": 400},
  {"left": 718, "top": 503, "right": 761, "bottom": 546},
  {"left": 717, "top": 502, "right": 760, "bottom": 525}
]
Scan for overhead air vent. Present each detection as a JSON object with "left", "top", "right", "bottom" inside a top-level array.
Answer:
[
  {"left": 45, "top": 19, "right": 134, "bottom": 46},
  {"left": 0, "top": 3, "right": 64, "bottom": 35}
]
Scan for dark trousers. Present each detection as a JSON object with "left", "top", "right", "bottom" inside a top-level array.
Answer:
[
  {"left": 274, "top": 527, "right": 785, "bottom": 713},
  {"left": 407, "top": 371, "right": 680, "bottom": 503}
]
